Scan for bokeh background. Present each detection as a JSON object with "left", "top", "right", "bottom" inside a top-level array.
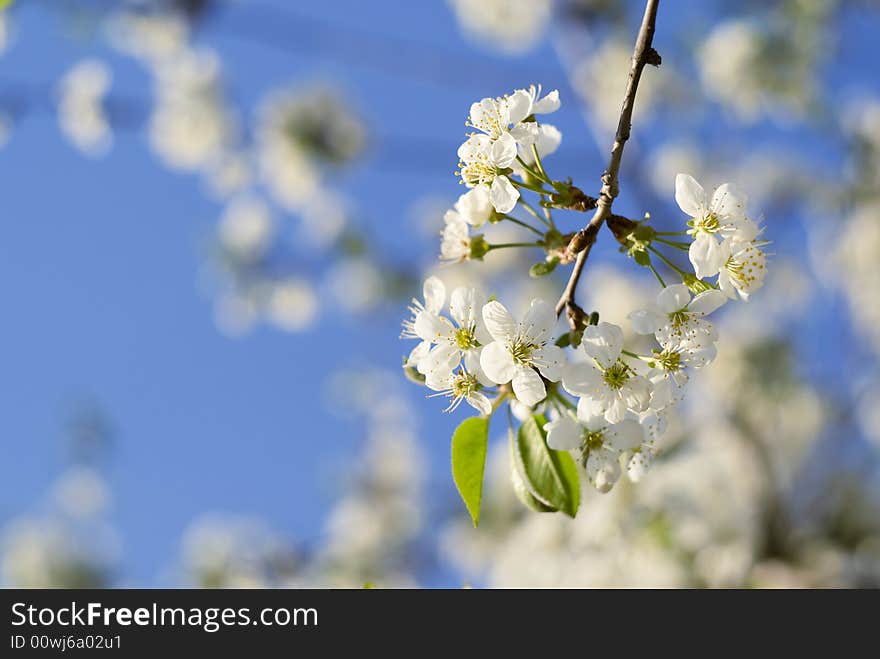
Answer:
[{"left": 1, "top": 0, "right": 879, "bottom": 588}]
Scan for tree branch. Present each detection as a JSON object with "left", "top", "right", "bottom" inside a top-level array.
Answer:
[{"left": 555, "top": 0, "right": 661, "bottom": 320}]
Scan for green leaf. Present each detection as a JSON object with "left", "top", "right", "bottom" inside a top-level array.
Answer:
[
  {"left": 515, "top": 414, "right": 581, "bottom": 518},
  {"left": 451, "top": 416, "right": 490, "bottom": 527},
  {"left": 508, "top": 425, "right": 555, "bottom": 512}
]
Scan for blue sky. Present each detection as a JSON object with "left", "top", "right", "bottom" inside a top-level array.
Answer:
[{"left": 0, "top": 0, "right": 877, "bottom": 586}]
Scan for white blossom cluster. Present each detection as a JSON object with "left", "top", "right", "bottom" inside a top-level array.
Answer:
[
  {"left": 402, "top": 86, "right": 770, "bottom": 496},
  {"left": 447, "top": 0, "right": 553, "bottom": 55}
]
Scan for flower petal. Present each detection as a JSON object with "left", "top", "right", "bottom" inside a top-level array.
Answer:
[
  {"left": 688, "top": 289, "right": 727, "bottom": 316},
  {"left": 545, "top": 415, "right": 582, "bottom": 450},
  {"left": 406, "top": 340, "right": 431, "bottom": 368},
  {"left": 454, "top": 185, "right": 493, "bottom": 227},
  {"left": 710, "top": 182, "right": 746, "bottom": 219},
  {"left": 466, "top": 391, "right": 493, "bottom": 416},
  {"left": 620, "top": 376, "right": 652, "bottom": 413},
  {"left": 490, "top": 175, "right": 519, "bottom": 214},
  {"left": 413, "top": 311, "right": 454, "bottom": 343},
  {"left": 675, "top": 173, "right": 705, "bottom": 217},
  {"left": 532, "top": 89, "right": 560, "bottom": 114},
  {"left": 581, "top": 322, "right": 624, "bottom": 368},
  {"left": 511, "top": 365, "right": 546, "bottom": 406},
  {"left": 628, "top": 308, "right": 665, "bottom": 335},
  {"left": 688, "top": 234, "right": 725, "bottom": 279},
  {"left": 533, "top": 344, "right": 565, "bottom": 382},
  {"left": 520, "top": 298, "right": 555, "bottom": 344},
  {"left": 586, "top": 448, "right": 620, "bottom": 493},
  {"left": 482, "top": 300, "right": 516, "bottom": 341},
  {"left": 606, "top": 419, "right": 643, "bottom": 451},
  {"left": 603, "top": 396, "right": 628, "bottom": 424},
  {"left": 656, "top": 284, "right": 692, "bottom": 313},
  {"left": 420, "top": 342, "right": 459, "bottom": 376},
  {"left": 465, "top": 348, "right": 494, "bottom": 387},
  {"left": 490, "top": 132, "right": 518, "bottom": 169},
  {"left": 575, "top": 400, "right": 606, "bottom": 430},
  {"left": 449, "top": 287, "right": 482, "bottom": 328},
  {"left": 422, "top": 276, "right": 446, "bottom": 315},
  {"left": 480, "top": 340, "right": 515, "bottom": 384},
  {"left": 506, "top": 89, "right": 532, "bottom": 125},
  {"left": 561, "top": 361, "right": 603, "bottom": 397}
]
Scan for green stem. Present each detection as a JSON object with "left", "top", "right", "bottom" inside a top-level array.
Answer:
[
  {"left": 517, "top": 199, "right": 550, "bottom": 226},
  {"left": 531, "top": 144, "right": 549, "bottom": 181},
  {"left": 541, "top": 197, "right": 555, "bottom": 228},
  {"left": 488, "top": 242, "right": 542, "bottom": 251},
  {"left": 654, "top": 237, "right": 691, "bottom": 251},
  {"left": 511, "top": 178, "right": 552, "bottom": 195},
  {"left": 502, "top": 215, "right": 544, "bottom": 236},
  {"left": 648, "top": 261, "right": 667, "bottom": 287},
  {"left": 515, "top": 156, "right": 551, "bottom": 184},
  {"left": 648, "top": 245, "right": 689, "bottom": 277},
  {"left": 491, "top": 391, "right": 509, "bottom": 416}
]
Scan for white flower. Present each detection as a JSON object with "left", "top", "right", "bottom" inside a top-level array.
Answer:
[
  {"left": 440, "top": 211, "right": 472, "bottom": 262},
  {"left": 57, "top": 59, "right": 113, "bottom": 157},
  {"left": 410, "top": 286, "right": 493, "bottom": 383},
  {"left": 457, "top": 132, "right": 520, "bottom": 213},
  {"left": 267, "top": 279, "right": 319, "bottom": 333},
  {"left": 448, "top": 0, "right": 552, "bottom": 56},
  {"left": 401, "top": 276, "right": 447, "bottom": 368},
  {"left": 675, "top": 173, "right": 758, "bottom": 278},
  {"left": 149, "top": 49, "right": 233, "bottom": 173},
  {"left": 218, "top": 195, "right": 273, "bottom": 258},
  {"left": 467, "top": 86, "right": 560, "bottom": 148},
  {"left": 628, "top": 284, "right": 727, "bottom": 350},
  {"left": 648, "top": 340, "right": 717, "bottom": 395},
  {"left": 453, "top": 185, "right": 494, "bottom": 227},
  {"left": 625, "top": 413, "right": 666, "bottom": 483},
  {"left": 479, "top": 299, "right": 564, "bottom": 406},
  {"left": 561, "top": 322, "right": 652, "bottom": 424},
  {"left": 717, "top": 238, "right": 768, "bottom": 300},
  {"left": 517, "top": 123, "right": 561, "bottom": 165},
  {"left": 544, "top": 411, "right": 642, "bottom": 493},
  {"left": 425, "top": 365, "right": 493, "bottom": 415},
  {"left": 517, "top": 84, "right": 561, "bottom": 117}
]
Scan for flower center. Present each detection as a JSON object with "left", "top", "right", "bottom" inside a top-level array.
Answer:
[
  {"left": 602, "top": 361, "right": 630, "bottom": 389},
  {"left": 510, "top": 339, "right": 538, "bottom": 365},
  {"left": 653, "top": 348, "right": 682, "bottom": 373},
  {"left": 696, "top": 212, "right": 720, "bottom": 234},
  {"left": 451, "top": 372, "right": 481, "bottom": 399},
  {"left": 584, "top": 430, "right": 605, "bottom": 452},
  {"left": 457, "top": 156, "right": 501, "bottom": 187},
  {"left": 466, "top": 98, "right": 508, "bottom": 140},
  {"left": 454, "top": 326, "right": 478, "bottom": 350},
  {"left": 725, "top": 244, "right": 765, "bottom": 291},
  {"left": 669, "top": 309, "right": 690, "bottom": 328}
]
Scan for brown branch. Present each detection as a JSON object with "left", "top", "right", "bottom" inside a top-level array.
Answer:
[{"left": 555, "top": 0, "right": 661, "bottom": 320}]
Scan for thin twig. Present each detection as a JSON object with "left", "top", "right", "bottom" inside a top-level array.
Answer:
[{"left": 555, "top": 0, "right": 661, "bottom": 319}]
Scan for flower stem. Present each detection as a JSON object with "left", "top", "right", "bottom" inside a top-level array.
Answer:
[
  {"left": 648, "top": 245, "right": 689, "bottom": 277},
  {"left": 517, "top": 199, "right": 551, "bottom": 226},
  {"left": 515, "top": 156, "right": 551, "bottom": 184},
  {"left": 488, "top": 241, "right": 542, "bottom": 251},
  {"left": 502, "top": 215, "right": 544, "bottom": 236},
  {"left": 511, "top": 178, "right": 552, "bottom": 195},
  {"left": 654, "top": 237, "right": 691, "bottom": 251},
  {"left": 648, "top": 261, "right": 667, "bottom": 287},
  {"left": 531, "top": 144, "right": 550, "bottom": 181}
]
